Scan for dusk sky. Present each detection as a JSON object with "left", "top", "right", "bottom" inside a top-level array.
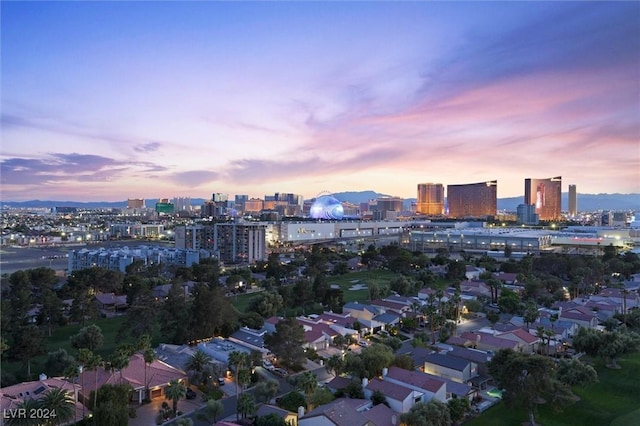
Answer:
[{"left": 1, "top": 1, "right": 639, "bottom": 202}]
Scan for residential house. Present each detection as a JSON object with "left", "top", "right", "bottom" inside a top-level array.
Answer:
[
  {"left": 255, "top": 404, "right": 298, "bottom": 426},
  {"left": 383, "top": 366, "right": 447, "bottom": 403},
  {"left": 298, "top": 398, "right": 374, "bottom": 426},
  {"left": 79, "top": 353, "right": 187, "bottom": 404},
  {"left": 94, "top": 293, "right": 128, "bottom": 315},
  {"left": 496, "top": 328, "right": 540, "bottom": 354},
  {"left": 1, "top": 375, "right": 84, "bottom": 420},
  {"left": 229, "top": 326, "right": 268, "bottom": 353},
  {"left": 325, "top": 376, "right": 353, "bottom": 394},
  {"left": 418, "top": 287, "right": 437, "bottom": 301},
  {"left": 370, "top": 299, "right": 406, "bottom": 314},
  {"left": 422, "top": 353, "right": 478, "bottom": 384},
  {"left": 457, "top": 331, "right": 521, "bottom": 353},
  {"left": 445, "top": 346, "right": 493, "bottom": 384},
  {"left": 465, "top": 266, "right": 486, "bottom": 280},
  {"left": 363, "top": 377, "right": 419, "bottom": 413},
  {"left": 459, "top": 280, "right": 492, "bottom": 299},
  {"left": 492, "top": 272, "right": 519, "bottom": 285},
  {"left": 342, "top": 303, "right": 384, "bottom": 334},
  {"left": 558, "top": 306, "right": 598, "bottom": 329}
]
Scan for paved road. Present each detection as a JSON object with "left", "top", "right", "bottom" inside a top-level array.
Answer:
[{"left": 166, "top": 363, "right": 332, "bottom": 425}]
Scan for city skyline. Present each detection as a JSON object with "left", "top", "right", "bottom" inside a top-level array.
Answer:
[{"left": 1, "top": 2, "right": 639, "bottom": 202}]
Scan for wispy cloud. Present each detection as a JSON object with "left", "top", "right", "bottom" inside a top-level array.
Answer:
[
  {"left": 168, "top": 170, "right": 220, "bottom": 186},
  {"left": 0, "top": 153, "right": 166, "bottom": 186}
]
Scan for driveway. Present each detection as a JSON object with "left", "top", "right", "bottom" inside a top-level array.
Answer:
[{"left": 130, "top": 395, "right": 205, "bottom": 426}]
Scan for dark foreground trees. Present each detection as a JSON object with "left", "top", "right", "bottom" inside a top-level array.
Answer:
[
  {"left": 488, "top": 349, "right": 597, "bottom": 426},
  {"left": 264, "top": 318, "right": 306, "bottom": 370}
]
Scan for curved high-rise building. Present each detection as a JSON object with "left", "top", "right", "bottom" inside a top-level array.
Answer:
[
  {"left": 447, "top": 181, "right": 497, "bottom": 218},
  {"left": 417, "top": 183, "right": 445, "bottom": 215},
  {"left": 524, "top": 176, "right": 562, "bottom": 221}
]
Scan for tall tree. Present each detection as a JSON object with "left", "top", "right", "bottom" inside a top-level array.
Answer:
[
  {"left": 264, "top": 318, "right": 306, "bottom": 370},
  {"left": 40, "top": 387, "right": 75, "bottom": 426},
  {"left": 400, "top": 400, "right": 451, "bottom": 426},
  {"left": 70, "top": 324, "right": 104, "bottom": 352},
  {"left": 203, "top": 399, "right": 224, "bottom": 423},
  {"left": 228, "top": 350, "right": 248, "bottom": 421},
  {"left": 488, "top": 349, "right": 582, "bottom": 426},
  {"left": 254, "top": 379, "right": 280, "bottom": 403},
  {"left": 164, "top": 379, "right": 187, "bottom": 414},
  {"left": 359, "top": 344, "right": 394, "bottom": 379},
  {"left": 236, "top": 392, "right": 256, "bottom": 420},
  {"left": 91, "top": 383, "right": 133, "bottom": 426},
  {"left": 12, "top": 325, "right": 46, "bottom": 378},
  {"left": 296, "top": 371, "right": 318, "bottom": 410},
  {"left": 44, "top": 348, "right": 76, "bottom": 377},
  {"left": 37, "top": 288, "right": 65, "bottom": 337},
  {"left": 188, "top": 284, "right": 237, "bottom": 341},
  {"left": 118, "top": 292, "right": 159, "bottom": 342},
  {"left": 159, "top": 282, "right": 192, "bottom": 344}
]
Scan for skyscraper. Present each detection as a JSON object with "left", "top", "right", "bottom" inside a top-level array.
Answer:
[
  {"left": 417, "top": 183, "right": 445, "bottom": 215},
  {"left": 568, "top": 184, "right": 577, "bottom": 216},
  {"left": 524, "top": 176, "right": 562, "bottom": 221},
  {"left": 447, "top": 181, "right": 497, "bottom": 218}
]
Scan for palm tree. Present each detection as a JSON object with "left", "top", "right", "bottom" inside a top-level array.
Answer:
[
  {"left": 164, "top": 379, "right": 187, "bottom": 415},
  {"left": 136, "top": 334, "right": 157, "bottom": 401},
  {"left": 204, "top": 399, "right": 224, "bottom": 423},
  {"left": 228, "top": 351, "right": 248, "bottom": 421},
  {"left": 185, "top": 349, "right": 212, "bottom": 386},
  {"left": 236, "top": 392, "right": 256, "bottom": 420},
  {"left": 109, "top": 344, "right": 133, "bottom": 384},
  {"left": 5, "top": 399, "right": 41, "bottom": 426},
  {"left": 40, "top": 388, "right": 75, "bottom": 426},
  {"left": 535, "top": 326, "right": 547, "bottom": 355},
  {"left": 143, "top": 348, "right": 157, "bottom": 400},
  {"left": 76, "top": 348, "right": 93, "bottom": 418},
  {"left": 297, "top": 371, "right": 318, "bottom": 410},
  {"left": 86, "top": 353, "right": 103, "bottom": 409}
]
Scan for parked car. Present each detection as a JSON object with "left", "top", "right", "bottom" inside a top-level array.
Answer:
[
  {"left": 263, "top": 360, "right": 275, "bottom": 371},
  {"left": 273, "top": 368, "right": 288, "bottom": 377},
  {"left": 218, "top": 377, "right": 225, "bottom": 386},
  {"left": 186, "top": 388, "right": 197, "bottom": 399},
  {"left": 358, "top": 340, "right": 369, "bottom": 347}
]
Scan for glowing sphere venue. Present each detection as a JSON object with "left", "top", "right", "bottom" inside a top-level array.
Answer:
[{"left": 309, "top": 195, "right": 344, "bottom": 220}]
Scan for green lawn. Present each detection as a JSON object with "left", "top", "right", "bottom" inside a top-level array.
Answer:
[
  {"left": 328, "top": 269, "right": 399, "bottom": 303},
  {"left": 231, "top": 291, "right": 264, "bottom": 313},
  {"left": 3, "top": 316, "right": 133, "bottom": 382},
  {"left": 231, "top": 270, "right": 403, "bottom": 313},
  {"left": 465, "top": 351, "right": 640, "bottom": 426}
]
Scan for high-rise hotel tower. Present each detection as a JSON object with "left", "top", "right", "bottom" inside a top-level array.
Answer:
[
  {"left": 447, "top": 181, "right": 497, "bottom": 218},
  {"left": 417, "top": 183, "right": 445, "bottom": 215},
  {"left": 524, "top": 176, "right": 562, "bottom": 221},
  {"left": 568, "top": 184, "right": 577, "bottom": 216}
]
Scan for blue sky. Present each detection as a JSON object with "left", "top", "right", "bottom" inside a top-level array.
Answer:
[{"left": 1, "top": 1, "right": 639, "bottom": 202}]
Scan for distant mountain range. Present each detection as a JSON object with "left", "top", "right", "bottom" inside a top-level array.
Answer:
[{"left": 1, "top": 191, "right": 638, "bottom": 212}]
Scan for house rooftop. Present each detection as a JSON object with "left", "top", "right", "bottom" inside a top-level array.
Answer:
[
  {"left": 302, "top": 398, "right": 371, "bottom": 426},
  {"left": 386, "top": 366, "right": 445, "bottom": 393},
  {"left": 424, "top": 353, "right": 471, "bottom": 372},
  {"left": 366, "top": 378, "right": 414, "bottom": 401}
]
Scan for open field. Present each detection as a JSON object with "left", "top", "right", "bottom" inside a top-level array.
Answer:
[
  {"left": 231, "top": 269, "right": 402, "bottom": 313},
  {"left": 465, "top": 351, "right": 640, "bottom": 426},
  {"left": 2, "top": 316, "right": 134, "bottom": 382}
]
